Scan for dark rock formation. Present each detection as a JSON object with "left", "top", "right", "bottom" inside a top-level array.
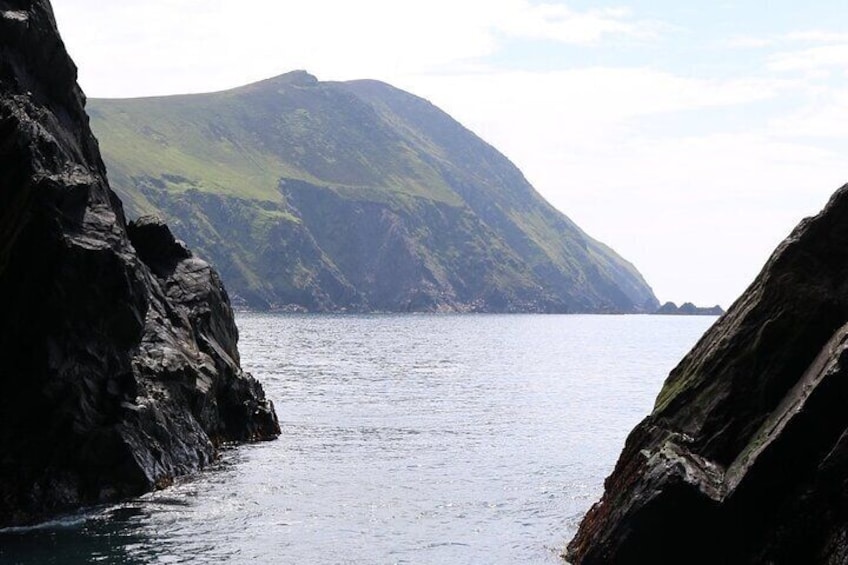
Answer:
[
  {"left": 566, "top": 184, "right": 848, "bottom": 564},
  {"left": 654, "top": 301, "right": 725, "bottom": 316},
  {"left": 0, "top": 0, "right": 279, "bottom": 527}
]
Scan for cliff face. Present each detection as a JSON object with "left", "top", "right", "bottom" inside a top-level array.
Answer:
[
  {"left": 86, "top": 73, "right": 659, "bottom": 313},
  {"left": 0, "top": 0, "right": 279, "bottom": 527},
  {"left": 567, "top": 185, "right": 848, "bottom": 563}
]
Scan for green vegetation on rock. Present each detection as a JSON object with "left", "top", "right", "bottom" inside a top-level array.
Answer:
[{"left": 89, "top": 71, "right": 658, "bottom": 312}]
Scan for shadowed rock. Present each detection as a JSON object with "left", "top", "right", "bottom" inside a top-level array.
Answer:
[
  {"left": 0, "top": 0, "right": 279, "bottom": 527},
  {"left": 566, "top": 184, "right": 848, "bottom": 564}
]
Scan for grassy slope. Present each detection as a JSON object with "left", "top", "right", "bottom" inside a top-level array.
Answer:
[
  {"left": 340, "top": 79, "right": 656, "bottom": 310},
  {"left": 89, "top": 71, "right": 657, "bottom": 312}
]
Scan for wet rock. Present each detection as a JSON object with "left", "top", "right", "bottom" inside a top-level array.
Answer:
[
  {"left": 0, "top": 0, "right": 279, "bottom": 527},
  {"left": 566, "top": 184, "right": 848, "bottom": 564}
]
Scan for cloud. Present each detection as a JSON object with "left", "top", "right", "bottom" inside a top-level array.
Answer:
[
  {"left": 404, "top": 68, "right": 788, "bottom": 139},
  {"left": 769, "top": 88, "right": 848, "bottom": 138},
  {"left": 400, "top": 68, "right": 842, "bottom": 306},
  {"left": 725, "top": 29, "right": 848, "bottom": 53},
  {"left": 492, "top": 3, "right": 665, "bottom": 44},
  {"left": 784, "top": 30, "right": 848, "bottom": 43},
  {"left": 538, "top": 129, "right": 843, "bottom": 307},
  {"left": 48, "top": 0, "right": 847, "bottom": 306},
  {"left": 724, "top": 36, "right": 775, "bottom": 49},
  {"left": 768, "top": 44, "right": 848, "bottom": 72},
  {"left": 53, "top": 0, "right": 664, "bottom": 98},
  {"left": 53, "top": 0, "right": 497, "bottom": 96},
  {"left": 723, "top": 28, "right": 848, "bottom": 75}
]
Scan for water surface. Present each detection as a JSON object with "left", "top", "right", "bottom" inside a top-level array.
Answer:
[{"left": 0, "top": 314, "right": 714, "bottom": 564}]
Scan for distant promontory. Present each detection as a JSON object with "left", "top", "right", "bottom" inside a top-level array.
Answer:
[
  {"left": 88, "top": 72, "right": 659, "bottom": 314},
  {"left": 654, "top": 301, "right": 725, "bottom": 316}
]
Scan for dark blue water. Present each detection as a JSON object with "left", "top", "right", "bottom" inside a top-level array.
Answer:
[{"left": 0, "top": 314, "right": 714, "bottom": 564}]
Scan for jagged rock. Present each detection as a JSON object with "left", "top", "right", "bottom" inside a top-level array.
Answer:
[
  {"left": 0, "top": 0, "right": 279, "bottom": 527},
  {"left": 566, "top": 184, "right": 848, "bottom": 564}
]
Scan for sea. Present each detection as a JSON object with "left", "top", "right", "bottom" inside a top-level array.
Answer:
[{"left": 0, "top": 313, "right": 715, "bottom": 564}]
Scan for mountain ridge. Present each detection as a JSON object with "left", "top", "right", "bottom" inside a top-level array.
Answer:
[{"left": 88, "top": 70, "right": 659, "bottom": 313}]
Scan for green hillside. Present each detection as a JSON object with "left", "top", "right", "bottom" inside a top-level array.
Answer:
[{"left": 88, "top": 71, "right": 658, "bottom": 312}]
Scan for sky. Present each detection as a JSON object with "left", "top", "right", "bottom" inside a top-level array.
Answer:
[{"left": 50, "top": 1, "right": 848, "bottom": 308}]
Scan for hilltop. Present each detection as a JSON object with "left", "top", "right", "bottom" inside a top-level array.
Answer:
[{"left": 89, "top": 71, "right": 658, "bottom": 312}]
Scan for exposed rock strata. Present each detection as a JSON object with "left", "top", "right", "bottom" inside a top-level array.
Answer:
[
  {"left": 0, "top": 0, "right": 279, "bottom": 527},
  {"left": 566, "top": 184, "right": 848, "bottom": 564}
]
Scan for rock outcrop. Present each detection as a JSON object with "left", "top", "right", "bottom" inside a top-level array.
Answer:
[
  {"left": 0, "top": 0, "right": 279, "bottom": 527},
  {"left": 654, "top": 301, "right": 725, "bottom": 316},
  {"left": 566, "top": 184, "right": 848, "bottom": 563}
]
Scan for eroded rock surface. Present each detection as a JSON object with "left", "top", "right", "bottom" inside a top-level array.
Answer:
[
  {"left": 0, "top": 0, "right": 279, "bottom": 527},
  {"left": 566, "top": 185, "right": 848, "bottom": 564}
]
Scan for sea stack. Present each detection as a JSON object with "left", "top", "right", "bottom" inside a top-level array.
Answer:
[
  {"left": 566, "top": 185, "right": 848, "bottom": 563},
  {"left": 0, "top": 0, "right": 279, "bottom": 527}
]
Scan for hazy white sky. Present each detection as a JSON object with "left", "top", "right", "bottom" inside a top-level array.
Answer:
[{"left": 51, "top": 1, "right": 848, "bottom": 307}]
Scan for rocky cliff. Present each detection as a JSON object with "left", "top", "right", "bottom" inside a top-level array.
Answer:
[
  {"left": 86, "top": 73, "right": 659, "bottom": 313},
  {"left": 566, "top": 185, "right": 848, "bottom": 563},
  {"left": 0, "top": 0, "right": 279, "bottom": 527}
]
